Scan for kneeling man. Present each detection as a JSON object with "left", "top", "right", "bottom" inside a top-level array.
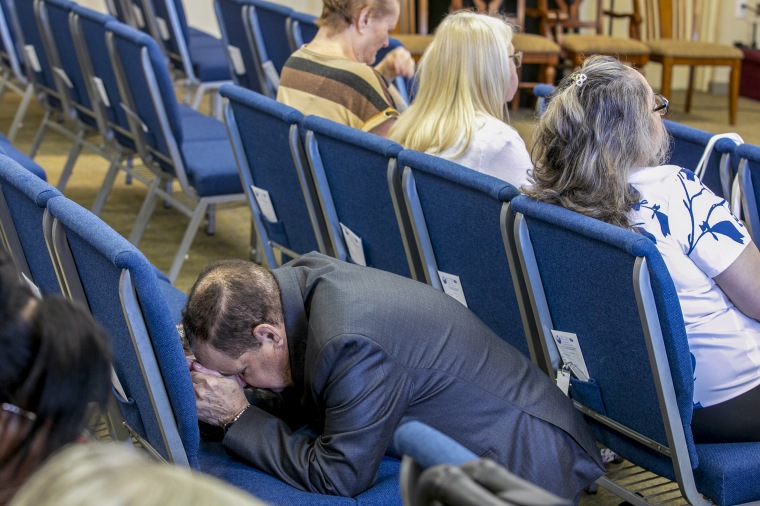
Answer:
[{"left": 183, "top": 253, "right": 603, "bottom": 500}]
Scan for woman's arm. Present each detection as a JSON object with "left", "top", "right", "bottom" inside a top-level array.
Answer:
[{"left": 714, "top": 242, "right": 760, "bottom": 321}]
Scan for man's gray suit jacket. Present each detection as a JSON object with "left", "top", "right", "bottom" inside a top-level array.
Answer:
[{"left": 224, "top": 253, "right": 604, "bottom": 499}]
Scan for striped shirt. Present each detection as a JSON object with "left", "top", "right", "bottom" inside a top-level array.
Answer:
[{"left": 277, "top": 46, "right": 404, "bottom": 132}]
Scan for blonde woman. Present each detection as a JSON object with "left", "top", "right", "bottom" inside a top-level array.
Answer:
[{"left": 389, "top": 11, "right": 531, "bottom": 186}]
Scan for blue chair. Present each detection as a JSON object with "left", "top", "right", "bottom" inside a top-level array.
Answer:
[
  {"left": 508, "top": 194, "right": 760, "bottom": 506},
  {"left": 222, "top": 84, "right": 328, "bottom": 267},
  {"left": 214, "top": 0, "right": 273, "bottom": 97},
  {"left": 251, "top": 0, "right": 293, "bottom": 75},
  {"left": 286, "top": 10, "right": 317, "bottom": 54},
  {"left": 664, "top": 120, "right": 742, "bottom": 201},
  {"left": 532, "top": 83, "right": 555, "bottom": 116},
  {"left": 0, "top": 0, "right": 33, "bottom": 142},
  {"left": 736, "top": 143, "right": 760, "bottom": 244},
  {"left": 142, "top": 0, "right": 231, "bottom": 111},
  {"left": 44, "top": 196, "right": 401, "bottom": 506},
  {"left": 0, "top": 152, "right": 61, "bottom": 294},
  {"left": 105, "top": 20, "right": 245, "bottom": 282},
  {"left": 0, "top": 134, "right": 46, "bottom": 181},
  {"left": 303, "top": 116, "right": 421, "bottom": 279},
  {"left": 397, "top": 149, "right": 535, "bottom": 359},
  {"left": 9, "top": 0, "right": 99, "bottom": 189}
]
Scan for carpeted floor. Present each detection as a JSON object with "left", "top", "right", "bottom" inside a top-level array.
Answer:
[{"left": 2, "top": 86, "right": 757, "bottom": 505}]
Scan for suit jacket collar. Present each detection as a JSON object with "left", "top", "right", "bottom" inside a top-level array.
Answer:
[{"left": 271, "top": 265, "right": 308, "bottom": 389}]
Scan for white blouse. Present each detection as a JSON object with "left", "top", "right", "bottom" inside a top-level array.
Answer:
[
  {"left": 628, "top": 165, "right": 760, "bottom": 408},
  {"left": 433, "top": 114, "right": 532, "bottom": 188}
]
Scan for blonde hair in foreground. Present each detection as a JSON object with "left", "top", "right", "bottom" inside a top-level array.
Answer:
[
  {"left": 524, "top": 55, "right": 671, "bottom": 229},
  {"left": 389, "top": 11, "right": 514, "bottom": 157},
  {"left": 10, "top": 443, "right": 267, "bottom": 506}
]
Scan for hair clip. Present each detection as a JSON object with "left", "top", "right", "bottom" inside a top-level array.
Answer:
[{"left": 570, "top": 73, "right": 587, "bottom": 87}]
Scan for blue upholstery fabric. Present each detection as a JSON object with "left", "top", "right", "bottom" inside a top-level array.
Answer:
[
  {"left": 664, "top": 120, "right": 739, "bottom": 199},
  {"left": 288, "top": 10, "right": 318, "bottom": 49},
  {"left": 0, "top": 153, "right": 60, "bottom": 293},
  {"left": 510, "top": 195, "right": 760, "bottom": 506},
  {"left": 393, "top": 421, "right": 477, "bottom": 469},
  {"left": 40, "top": 0, "right": 93, "bottom": 112},
  {"left": 303, "top": 116, "right": 411, "bottom": 277},
  {"left": 397, "top": 149, "right": 528, "bottom": 355},
  {"left": 215, "top": 0, "right": 266, "bottom": 93},
  {"left": 737, "top": 143, "right": 760, "bottom": 244},
  {"left": 12, "top": 0, "right": 55, "bottom": 91},
  {"left": 221, "top": 84, "right": 321, "bottom": 255},
  {"left": 70, "top": 6, "right": 131, "bottom": 138},
  {"left": 180, "top": 138, "right": 241, "bottom": 196},
  {"left": 46, "top": 197, "right": 200, "bottom": 465},
  {"left": 251, "top": 0, "right": 293, "bottom": 74},
  {"left": 532, "top": 83, "right": 555, "bottom": 116},
  {"left": 0, "top": 136, "right": 46, "bottom": 180},
  {"left": 200, "top": 441, "right": 401, "bottom": 505},
  {"left": 0, "top": 0, "right": 23, "bottom": 65},
  {"left": 187, "top": 44, "right": 231, "bottom": 81}
]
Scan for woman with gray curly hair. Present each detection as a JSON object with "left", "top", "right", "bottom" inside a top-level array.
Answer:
[{"left": 526, "top": 55, "right": 760, "bottom": 443}]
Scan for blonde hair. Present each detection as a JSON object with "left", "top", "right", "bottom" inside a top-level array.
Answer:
[
  {"left": 525, "top": 55, "right": 671, "bottom": 229},
  {"left": 10, "top": 443, "right": 267, "bottom": 506},
  {"left": 389, "top": 11, "right": 514, "bottom": 157}
]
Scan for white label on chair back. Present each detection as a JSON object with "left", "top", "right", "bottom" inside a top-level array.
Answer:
[
  {"left": 437, "top": 271, "right": 468, "bottom": 307},
  {"left": 53, "top": 67, "right": 73, "bottom": 89},
  {"left": 24, "top": 45, "right": 41, "bottom": 73},
  {"left": 251, "top": 185, "right": 278, "bottom": 223},
  {"left": 263, "top": 60, "right": 280, "bottom": 89},
  {"left": 340, "top": 223, "right": 366, "bottom": 266},
  {"left": 556, "top": 368, "right": 571, "bottom": 396},
  {"left": 92, "top": 77, "right": 111, "bottom": 107},
  {"left": 132, "top": 4, "right": 145, "bottom": 28},
  {"left": 156, "top": 17, "right": 170, "bottom": 41},
  {"left": 227, "top": 45, "right": 246, "bottom": 75},
  {"left": 550, "top": 330, "right": 590, "bottom": 381}
]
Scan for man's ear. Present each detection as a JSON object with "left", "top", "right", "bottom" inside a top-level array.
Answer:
[{"left": 252, "top": 324, "right": 284, "bottom": 347}]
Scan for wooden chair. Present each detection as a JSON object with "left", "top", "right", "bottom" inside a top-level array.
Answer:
[
  {"left": 528, "top": 0, "right": 650, "bottom": 69},
  {"left": 632, "top": 0, "right": 744, "bottom": 125},
  {"left": 506, "top": 0, "right": 561, "bottom": 111}
]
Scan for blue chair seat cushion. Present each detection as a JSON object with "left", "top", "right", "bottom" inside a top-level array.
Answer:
[
  {"left": 0, "top": 136, "right": 47, "bottom": 181},
  {"left": 197, "top": 441, "right": 401, "bottom": 505},
  {"left": 179, "top": 106, "right": 230, "bottom": 141},
  {"left": 694, "top": 441, "right": 760, "bottom": 506},
  {"left": 188, "top": 28, "right": 222, "bottom": 51},
  {"left": 180, "top": 139, "right": 242, "bottom": 196}
]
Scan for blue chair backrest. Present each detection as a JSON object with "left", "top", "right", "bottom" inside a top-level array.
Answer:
[
  {"left": 0, "top": 0, "right": 25, "bottom": 82},
  {"left": 70, "top": 4, "right": 133, "bottom": 147},
  {"left": 509, "top": 194, "right": 698, "bottom": 479},
  {"left": 106, "top": 20, "right": 185, "bottom": 173},
  {"left": 10, "top": 0, "right": 55, "bottom": 93},
  {"left": 36, "top": 0, "right": 93, "bottom": 116},
  {"left": 147, "top": 0, "right": 191, "bottom": 72},
  {"left": 104, "top": 0, "right": 132, "bottom": 25},
  {"left": 286, "top": 10, "right": 317, "bottom": 53},
  {"left": 0, "top": 153, "right": 61, "bottom": 294},
  {"left": 737, "top": 143, "right": 760, "bottom": 243},
  {"left": 222, "top": 84, "right": 325, "bottom": 266},
  {"left": 664, "top": 120, "right": 740, "bottom": 200},
  {"left": 45, "top": 196, "right": 199, "bottom": 467},
  {"left": 214, "top": 0, "right": 269, "bottom": 94},
  {"left": 398, "top": 149, "right": 530, "bottom": 357},
  {"left": 250, "top": 0, "right": 293, "bottom": 74},
  {"left": 303, "top": 115, "right": 418, "bottom": 279}
]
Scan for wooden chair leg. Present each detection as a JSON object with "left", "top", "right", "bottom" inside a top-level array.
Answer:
[
  {"left": 660, "top": 60, "right": 673, "bottom": 105},
  {"left": 729, "top": 61, "right": 741, "bottom": 126},
  {"left": 685, "top": 66, "right": 695, "bottom": 113}
]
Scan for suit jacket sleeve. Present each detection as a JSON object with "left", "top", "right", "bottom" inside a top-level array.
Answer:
[{"left": 222, "top": 335, "right": 411, "bottom": 496}]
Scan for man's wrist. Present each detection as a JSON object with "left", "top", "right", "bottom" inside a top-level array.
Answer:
[{"left": 222, "top": 403, "right": 251, "bottom": 433}]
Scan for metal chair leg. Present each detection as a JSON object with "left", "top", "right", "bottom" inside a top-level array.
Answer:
[
  {"left": 29, "top": 111, "right": 52, "bottom": 158},
  {"left": 128, "top": 178, "right": 161, "bottom": 246},
  {"left": 167, "top": 200, "right": 208, "bottom": 283},
  {"left": 7, "top": 83, "right": 33, "bottom": 143},
  {"left": 56, "top": 131, "right": 85, "bottom": 191},
  {"left": 205, "top": 204, "right": 215, "bottom": 235},
  {"left": 91, "top": 156, "right": 123, "bottom": 215}
]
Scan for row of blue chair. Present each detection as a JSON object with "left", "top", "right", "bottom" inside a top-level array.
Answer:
[
  {"left": 5, "top": 0, "right": 245, "bottom": 283},
  {"left": 221, "top": 83, "right": 760, "bottom": 505}
]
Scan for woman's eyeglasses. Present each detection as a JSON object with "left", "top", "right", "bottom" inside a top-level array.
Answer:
[
  {"left": 653, "top": 93, "right": 669, "bottom": 116},
  {"left": 509, "top": 51, "right": 523, "bottom": 69}
]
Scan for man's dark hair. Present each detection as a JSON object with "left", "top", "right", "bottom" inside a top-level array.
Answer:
[{"left": 182, "top": 259, "right": 283, "bottom": 358}]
